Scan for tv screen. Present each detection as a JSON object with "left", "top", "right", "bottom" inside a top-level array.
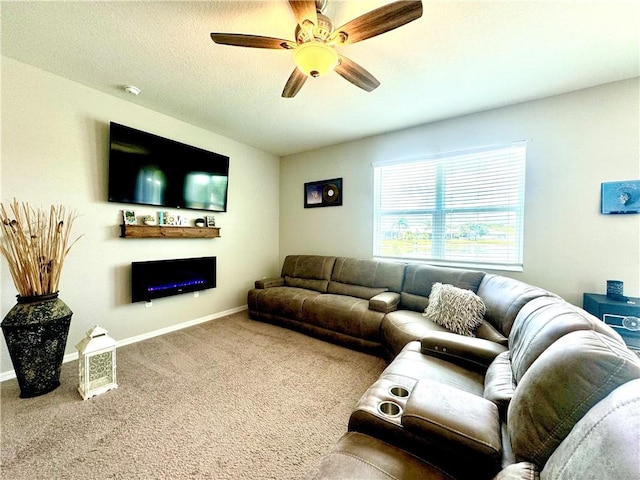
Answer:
[{"left": 108, "top": 122, "right": 229, "bottom": 212}]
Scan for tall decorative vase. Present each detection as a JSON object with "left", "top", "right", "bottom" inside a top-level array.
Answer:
[{"left": 1, "top": 293, "right": 73, "bottom": 398}]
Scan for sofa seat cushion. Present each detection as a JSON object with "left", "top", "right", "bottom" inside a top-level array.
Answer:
[
  {"left": 381, "top": 341, "right": 485, "bottom": 397},
  {"left": 423, "top": 283, "right": 486, "bottom": 337},
  {"left": 250, "top": 286, "right": 322, "bottom": 321},
  {"left": 381, "top": 310, "right": 450, "bottom": 358},
  {"left": 382, "top": 309, "right": 508, "bottom": 359},
  {"left": 302, "top": 294, "right": 385, "bottom": 342},
  {"left": 401, "top": 379, "right": 502, "bottom": 473},
  {"left": 312, "top": 432, "right": 456, "bottom": 480}
]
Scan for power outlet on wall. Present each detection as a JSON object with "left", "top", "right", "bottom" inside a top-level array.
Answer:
[
  {"left": 194, "top": 292, "right": 199, "bottom": 298},
  {"left": 145, "top": 301, "right": 152, "bottom": 308}
]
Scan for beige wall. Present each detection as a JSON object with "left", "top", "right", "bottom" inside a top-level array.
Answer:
[
  {"left": 280, "top": 78, "right": 640, "bottom": 306},
  {"left": 2, "top": 55, "right": 639, "bottom": 378},
  {"left": 1, "top": 57, "right": 281, "bottom": 376}
]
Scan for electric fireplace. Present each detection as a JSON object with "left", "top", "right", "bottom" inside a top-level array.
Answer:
[{"left": 131, "top": 256, "right": 216, "bottom": 302}]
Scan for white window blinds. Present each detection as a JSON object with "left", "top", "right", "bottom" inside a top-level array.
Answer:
[{"left": 373, "top": 142, "right": 526, "bottom": 270}]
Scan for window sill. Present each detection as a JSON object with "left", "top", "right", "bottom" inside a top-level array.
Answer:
[{"left": 372, "top": 256, "right": 523, "bottom": 273}]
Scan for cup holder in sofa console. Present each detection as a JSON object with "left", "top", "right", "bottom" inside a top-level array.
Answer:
[
  {"left": 378, "top": 401, "right": 402, "bottom": 417},
  {"left": 388, "top": 386, "right": 410, "bottom": 398}
]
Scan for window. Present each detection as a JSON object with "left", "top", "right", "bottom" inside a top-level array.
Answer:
[{"left": 373, "top": 142, "right": 526, "bottom": 271}]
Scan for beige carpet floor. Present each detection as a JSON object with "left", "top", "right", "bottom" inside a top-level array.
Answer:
[{"left": 1, "top": 311, "right": 387, "bottom": 479}]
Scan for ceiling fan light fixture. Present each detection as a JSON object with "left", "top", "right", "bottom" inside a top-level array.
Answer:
[{"left": 294, "top": 41, "right": 338, "bottom": 78}]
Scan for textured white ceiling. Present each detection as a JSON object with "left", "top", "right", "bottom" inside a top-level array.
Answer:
[{"left": 2, "top": 1, "right": 639, "bottom": 156}]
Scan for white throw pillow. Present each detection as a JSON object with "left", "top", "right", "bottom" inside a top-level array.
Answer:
[{"left": 422, "top": 283, "right": 486, "bottom": 337}]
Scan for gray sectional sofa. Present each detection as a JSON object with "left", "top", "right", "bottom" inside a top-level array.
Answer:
[
  {"left": 248, "top": 255, "right": 553, "bottom": 360},
  {"left": 247, "top": 255, "right": 640, "bottom": 479}
]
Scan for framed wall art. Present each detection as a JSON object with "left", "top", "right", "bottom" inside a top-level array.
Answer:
[
  {"left": 601, "top": 180, "right": 640, "bottom": 214},
  {"left": 304, "top": 178, "right": 343, "bottom": 208}
]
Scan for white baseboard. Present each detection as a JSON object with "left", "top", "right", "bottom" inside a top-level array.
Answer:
[{"left": 0, "top": 305, "right": 248, "bottom": 383}]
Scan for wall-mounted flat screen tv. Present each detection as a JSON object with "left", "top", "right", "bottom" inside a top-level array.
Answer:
[{"left": 108, "top": 122, "right": 229, "bottom": 212}]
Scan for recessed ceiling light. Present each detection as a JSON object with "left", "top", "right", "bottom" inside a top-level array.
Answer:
[{"left": 123, "top": 85, "right": 141, "bottom": 96}]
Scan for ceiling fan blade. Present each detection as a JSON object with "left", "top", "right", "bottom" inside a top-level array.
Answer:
[
  {"left": 210, "top": 33, "right": 295, "bottom": 49},
  {"left": 288, "top": 0, "right": 318, "bottom": 27},
  {"left": 334, "top": 0, "right": 423, "bottom": 45},
  {"left": 335, "top": 56, "right": 380, "bottom": 92},
  {"left": 282, "top": 68, "right": 308, "bottom": 98}
]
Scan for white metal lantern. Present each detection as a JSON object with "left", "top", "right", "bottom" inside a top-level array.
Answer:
[{"left": 75, "top": 325, "right": 118, "bottom": 400}]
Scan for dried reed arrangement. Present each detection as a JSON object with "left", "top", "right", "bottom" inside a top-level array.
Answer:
[{"left": 0, "top": 200, "right": 82, "bottom": 297}]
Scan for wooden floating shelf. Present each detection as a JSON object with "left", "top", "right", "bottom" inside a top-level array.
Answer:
[{"left": 120, "top": 225, "right": 221, "bottom": 239}]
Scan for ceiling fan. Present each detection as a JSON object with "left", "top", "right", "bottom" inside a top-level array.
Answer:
[{"left": 210, "top": 0, "right": 423, "bottom": 98}]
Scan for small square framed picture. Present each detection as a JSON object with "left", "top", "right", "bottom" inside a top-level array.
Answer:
[
  {"left": 601, "top": 180, "right": 640, "bottom": 214},
  {"left": 123, "top": 210, "right": 137, "bottom": 225},
  {"left": 205, "top": 215, "right": 216, "bottom": 227}
]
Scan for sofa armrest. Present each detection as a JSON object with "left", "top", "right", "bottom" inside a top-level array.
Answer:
[
  {"left": 401, "top": 379, "right": 502, "bottom": 476},
  {"left": 369, "top": 292, "right": 401, "bottom": 313},
  {"left": 254, "top": 277, "right": 284, "bottom": 289},
  {"left": 421, "top": 331, "right": 508, "bottom": 372}
]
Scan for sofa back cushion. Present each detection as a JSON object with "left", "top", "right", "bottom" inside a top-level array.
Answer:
[
  {"left": 328, "top": 257, "right": 406, "bottom": 299},
  {"left": 477, "top": 274, "right": 553, "bottom": 337},
  {"left": 541, "top": 378, "right": 640, "bottom": 479},
  {"left": 327, "top": 282, "right": 388, "bottom": 300},
  {"left": 483, "top": 351, "right": 516, "bottom": 412},
  {"left": 509, "top": 296, "right": 625, "bottom": 383},
  {"left": 281, "top": 255, "right": 336, "bottom": 293},
  {"left": 508, "top": 330, "right": 640, "bottom": 467},
  {"left": 399, "top": 264, "right": 485, "bottom": 311}
]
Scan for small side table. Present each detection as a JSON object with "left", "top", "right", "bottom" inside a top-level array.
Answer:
[{"left": 583, "top": 293, "right": 640, "bottom": 350}]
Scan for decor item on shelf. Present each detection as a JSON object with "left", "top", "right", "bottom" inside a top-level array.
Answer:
[
  {"left": 601, "top": 180, "right": 640, "bottom": 214},
  {"left": 210, "top": 0, "right": 423, "bottom": 98},
  {"left": 205, "top": 215, "right": 216, "bottom": 227},
  {"left": 76, "top": 325, "right": 118, "bottom": 400},
  {"left": 304, "top": 178, "right": 342, "bottom": 208},
  {"left": 606, "top": 280, "right": 625, "bottom": 301},
  {"left": 165, "top": 213, "right": 177, "bottom": 226},
  {"left": 123, "top": 210, "right": 137, "bottom": 224},
  {"left": 142, "top": 215, "right": 156, "bottom": 226},
  {"left": 0, "top": 200, "right": 82, "bottom": 398},
  {"left": 195, "top": 218, "right": 206, "bottom": 227}
]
